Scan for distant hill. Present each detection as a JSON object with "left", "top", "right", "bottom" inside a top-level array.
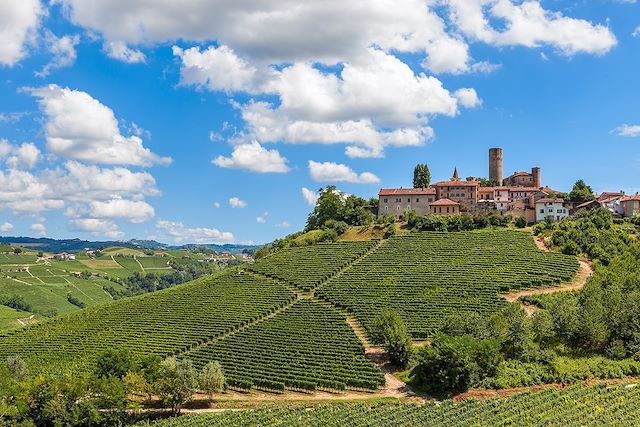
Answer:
[{"left": 0, "top": 236, "right": 259, "bottom": 254}]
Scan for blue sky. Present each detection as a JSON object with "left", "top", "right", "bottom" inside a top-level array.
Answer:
[{"left": 0, "top": 0, "right": 638, "bottom": 245}]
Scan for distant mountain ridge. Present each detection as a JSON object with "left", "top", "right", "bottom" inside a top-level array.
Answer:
[{"left": 0, "top": 236, "right": 260, "bottom": 254}]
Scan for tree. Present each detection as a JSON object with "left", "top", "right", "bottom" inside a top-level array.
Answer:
[
  {"left": 199, "top": 361, "right": 225, "bottom": 400},
  {"left": 5, "top": 356, "right": 28, "bottom": 381},
  {"left": 413, "top": 164, "right": 431, "bottom": 188},
  {"left": 158, "top": 357, "right": 199, "bottom": 414},
  {"left": 95, "top": 349, "right": 133, "bottom": 379},
  {"left": 514, "top": 216, "right": 527, "bottom": 228},
  {"left": 371, "top": 309, "right": 414, "bottom": 368},
  {"left": 305, "top": 186, "right": 345, "bottom": 231},
  {"left": 13, "top": 248, "right": 22, "bottom": 255},
  {"left": 569, "top": 179, "right": 595, "bottom": 204}
]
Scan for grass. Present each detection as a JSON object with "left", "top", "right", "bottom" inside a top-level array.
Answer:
[
  {"left": 79, "top": 258, "right": 123, "bottom": 269},
  {"left": 102, "top": 246, "right": 146, "bottom": 256},
  {"left": 0, "top": 305, "right": 32, "bottom": 331},
  {"left": 0, "top": 254, "right": 39, "bottom": 265}
]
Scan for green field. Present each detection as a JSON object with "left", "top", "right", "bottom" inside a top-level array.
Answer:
[
  {"left": 317, "top": 230, "right": 579, "bottom": 339},
  {"left": 184, "top": 300, "right": 384, "bottom": 391},
  {"left": 249, "top": 241, "right": 376, "bottom": 291},
  {"left": 139, "top": 382, "right": 640, "bottom": 427},
  {"left": 0, "top": 271, "right": 295, "bottom": 373},
  {"left": 0, "top": 253, "right": 38, "bottom": 265}
]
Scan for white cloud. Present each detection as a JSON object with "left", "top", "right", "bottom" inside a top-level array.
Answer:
[
  {"left": 0, "top": 140, "right": 41, "bottom": 169},
  {"left": 302, "top": 187, "right": 319, "bottom": 207},
  {"left": 256, "top": 212, "right": 268, "bottom": 224},
  {"left": 103, "top": 41, "right": 146, "bottom": 63},
  {"left": 213, "top": 141, "right": 289, "bottom": 173},
  {"left": 633, "top": 27, "right": 640, "bottom": 37},
  {"left": 308, "top": 160, "right": 380, "bottom": 184},
  {"left": 68, "top": 218, "right": 124, "bottom": 238},
  {"left": 30, "top": 223, "right": 46, "bottom": 236},
  {"left": 173, "top": 45, "right": 261, "bottom": 93},
  {"left": 454, "top": 88, "right": 482, "bottom": 108},
  {"left": 212, "top": 202, "right": 221, "bottom": 208},
  {"left": 229, "top": 197, "right": 247, "bottom": 209},
  {"left": 444, "top": 0, "right": 616, "bottom": 56},
  {"left": 0, "top": 0, "right": 44, "bottom": 66},
  {"left": 29, "top": 84, "right": 171, "bottom": 166},
  {"left": 613, "top": 124, "right": 640, "bottom": 137},
  {"left": 275, "top": 221, "right": 290, "bottom": 228},
  {"left": 156, "top": 220, "right": 234, "bottom": 244},
  {"left": 36, "top": 31, "right": 80, "bottom": 77},
  {"left": 67, "top": 199, "right": 155, "bottom": 224},
  {"left": 0, "top": 222, "right": 13, "bottom": 232}
]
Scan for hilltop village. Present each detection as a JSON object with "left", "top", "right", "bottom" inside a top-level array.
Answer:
[{"left": 378, "top": 148, "right": 640, "bottom": 224}]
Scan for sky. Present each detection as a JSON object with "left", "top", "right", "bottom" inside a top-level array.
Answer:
[{"left": 0, "top": 0, "right": 639, "bottom": 245}]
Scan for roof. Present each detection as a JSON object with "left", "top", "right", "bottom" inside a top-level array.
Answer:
[
  {"left": 506, "top": 171, "right": 532, "bottom": 178},
  {"left": 575, "top": 200, "right": 601, "bottom": 209},
  {"left": 597, "top": 192, "right": 624, "bottom": 201},
  {"left": 430, "top": 198, "right": 460, "bottom": 206},
  {"left": 379, "top": 188, "right": 436, "bottom": 196},
  {"left": 536, "top": 198, "right": 565, "bottom": 204},
  {"left": 621, "top": 195, "right": 640, "bottom": 202},
  {"left": 433, "top": 180, "right": 478, "bottom": 187},
  {"left": 540, "top": 187, "right": 562, "bottom": 194}
]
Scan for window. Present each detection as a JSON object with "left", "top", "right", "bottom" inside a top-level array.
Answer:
[
  {"left": 416, "top": 198, "right": 419, "bottom": 202},
  {"left": 548, "top": 208, "right": 553, "bottom": 213},
  {"left": 397, "top": 206, "right": 400, "bottom": 211},
  {"left": 428, "top": 198, "right": 433, "bottom": 202},
  {"left": 396, "top": 198, "right": 401, "bottom": 203},
  {"left": 384, "top": 206, "right": 388, "bottom": 212},
  {"left": 446, "top": 207, "right": 450, "bottom": 213},
  {"left": 540, "top": 209, "right": 544, "bottom": 214},
  {"left": 407, "top": 198, "right": 411, "bottom": 202},
  {"left": 383, "top": 198, "right": 388, "bottom": 203}
]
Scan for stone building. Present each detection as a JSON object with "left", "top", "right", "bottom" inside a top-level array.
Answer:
[{"left": 378, "top": 187, "right": 436, "bottom": 218}]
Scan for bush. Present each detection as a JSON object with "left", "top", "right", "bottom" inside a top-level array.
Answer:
[
  {"left": 514, "top": 216, "right": 527, "bottom": 228},
  {"left": 371, "top": 309, "right": 413, "bottom": 368}
]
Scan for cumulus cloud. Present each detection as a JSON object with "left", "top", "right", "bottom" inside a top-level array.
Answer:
[
  {"left": 36, "top": 31, "right": 81, "bottom": 77},
  {"left": 29, "top": 85, "right": 171, "bottom": 166},
  {"left": 103, "top": 41, "right": 146, "bottom": 63},
  {"left": 0, "top": 0, "right": 44, "bottom": 66},
  {"left": 256, "top": 212, "right": 268, "bottom": 224},
  {"left": 68, "top": 218, "right": 124, "bottom": 238},
  {"left": 613, "top": 124, "right": 640, "bottom": 137},
  {"left": 302, "top": 187, "right": 319, "bottom": 207},
  {"left": 229, "top": 197, "right": 247, "bottom": 209},
  {"left": 275, "top": 221, "right": 290, "bottom": 228},
  {"left": 633, "top": 27, "right": 640, "bottom": 37},
  {"left": 0, "top": 140, "right": 41, "bottom": 169},
  {"left": 67, "top": 199, "right": 155, "bottom": 224},
  {"left": 308, "top": 160, "right": 380, "bottom": 184},
  {"left": 156, "top": 219, "right": 234, "bottom": 244},
  {"left": 444, "top": 0, "right": 616, "bottom": 56},
  {"left": 212, "top": 202, "right": 221, "bottom": 208},
  {"left": 454, "top": 88, "right": 482, "bottom": 108},
  {"left": 0, "top": 222, "right": 13, "bottom": 233},
  {"left": 213, "top": 141, "right": 289, "bottom": 173},
  {"left": 30, "top": 223, "right": 46, "bottom": 236}
]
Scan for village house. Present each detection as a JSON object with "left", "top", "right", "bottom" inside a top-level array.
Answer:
[
  {"left": 430, "top": 198, "right": 461, "bottom": 216},
  {"left": 535, "top": 198, "right": 569, "bottom": 222},
  {"left": 621, "top": 194, "right": 640, "bottom": 217},
  {"left": 378, "top": 187, "right": 436, "bottom": 218}
]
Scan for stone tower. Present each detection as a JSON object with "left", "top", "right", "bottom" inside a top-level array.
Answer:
[{"left": 489, "top": 148, "right": 503, "bottom": 184}]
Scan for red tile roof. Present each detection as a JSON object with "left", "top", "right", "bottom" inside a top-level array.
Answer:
[
  {"left": 621, "top": 195, "right": 640, "bottom": 202},
  {"left": 506, "top": 171, "right": 532, "bottom": 177},
  {"left": 378, "top": 188, "right": 436, "bottom": 196},
  {"left": 433, "top": 180, "right": 479, "bottom": 187},
  {"left": 536, "top": 198, "right": 565, "bottom": 204},
  {"left": 430, "top": 198, "right": 460, "bottom": 206}
]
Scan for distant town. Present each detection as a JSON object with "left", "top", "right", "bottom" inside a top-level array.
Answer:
[{"left": 378, "top": 148, "right": 639, "bottom": 224}]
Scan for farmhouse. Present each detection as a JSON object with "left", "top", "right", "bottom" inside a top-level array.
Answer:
[
  {"left": 621, "top": 194, "right": 640, "bottom": 217},
  {"left": 535, "top": 198, "right": 569, "bottom": 222},
  {"left": 378, "top": 188, "right": 435, "bottom": 217}
]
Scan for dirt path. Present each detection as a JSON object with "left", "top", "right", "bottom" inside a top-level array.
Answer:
[
  {"left": 134, "top": 256, "right": 146, "bottom": 272},
  {"left": 499, "top": 236, "right": 594, "bottom": 311}
]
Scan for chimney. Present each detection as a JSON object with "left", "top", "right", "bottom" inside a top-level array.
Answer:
[
  {"left": 489, "top": 148, "right": 503, "bottom": 183},
  {"left": 531, "top": 167, "right": 541, "bottom": 188}
]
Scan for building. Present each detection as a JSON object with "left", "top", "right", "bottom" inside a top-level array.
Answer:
[
  {"left": 573, "top": 193, "right": 625, "bottom": 217},
  {"left": 430, "top": 198, "right": 460, "bottom": 216},
  {"left": 378, "top": 188, "right": 436, "bottom": 218},
  {"left": 535, "top": 198, "right": 569, "bottom": 222},
  {"left": 503, "top": 167, "right": 541, "bottom": 188},
  {"left": 432, "top": 168, "right": 479, "bottom": 214},
  {"left": 489, "top": 148, "right": 503, "bottom": 183},
  {"left": 621, "top": 194, "right": 640, "bottom": 217}
]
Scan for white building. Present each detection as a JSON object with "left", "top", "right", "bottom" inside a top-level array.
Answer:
[{"left": 535, "top": 198, "right": 569, "bottom": 223}]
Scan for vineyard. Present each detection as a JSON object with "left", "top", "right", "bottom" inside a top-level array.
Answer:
[
  {"left": 139, "top": 382, "right": 640, "bottom": 426},
  {"left": 0, "top": 271, "right": 294, "bottom": 372},
  {"left": 317, "top": 230, "right": 579, "bottom": 339},
  {"left": 249, "top": 241, "right": 376, "bottom": 291},
  {"left": 183, "top": 300, "right": 384, "bottom": 392}
]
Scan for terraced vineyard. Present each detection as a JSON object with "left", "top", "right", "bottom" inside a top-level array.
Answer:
[
  {"left": 184, "top": 300, "right": 384, "bottom": 392},
  {"left": 140, "top": 382, "right": 640, "bottom": 426},
  {"left": 317, "top": 230, "right": 579, "bottom": 339},
  {"left": 0, "top": 271, "right": 294, "bottom": 372},
  {"left": 249, "top": 241, "right": 376, "bottom": 291}
]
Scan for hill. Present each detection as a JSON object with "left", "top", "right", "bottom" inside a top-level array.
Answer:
[{"left": 0, "top": 229, "right": 578, "bottom": 393}]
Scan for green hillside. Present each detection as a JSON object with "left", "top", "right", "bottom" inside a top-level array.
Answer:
[
  {"left": 316, "top": 230, "right": 579, "bottom": 339},
  {"left": 140, "top": 382, "right": 640, "bottom": 427}
]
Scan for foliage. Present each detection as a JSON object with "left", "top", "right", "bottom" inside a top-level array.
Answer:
[
  {"left": 157, "top": 357, "right": 199, "bottom": 415},
  {"left": 305, "top": 186, "right": 375, "bottom": 232},
  {"left": 199, "top": 361, "right": 225, "bottom": 399},
  {"left": 412, "top": 164, "right": 431, "bottom": 188},
  {"left": 66, "top": 293, "right": 87, "bottom": 308},
  {"left": 569, "top": 179, "right": 595, "bottom": 204},
  {"left": 0, "top": 295, "right": 31, "bottom": 312},
  {"left": 411, "top": 333, "right": 502, "bottom": 396},
  {"left": 96, "top": 349, "right": 134, "bottom": 379},
  {"left": 514, "top": 216, "right": 527, "bottom": 228},
  {"left": 371, "top": 309, "right": 413, "bottom": 368},
  {"left": 477, "top": 178, "right": 501, "bottom": 187},
  {"left": 407, "top": 213, "right": 511, "bottom": 232},
  {"left": 5, "top": 356, "right": 28, "bottom": 381}
]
